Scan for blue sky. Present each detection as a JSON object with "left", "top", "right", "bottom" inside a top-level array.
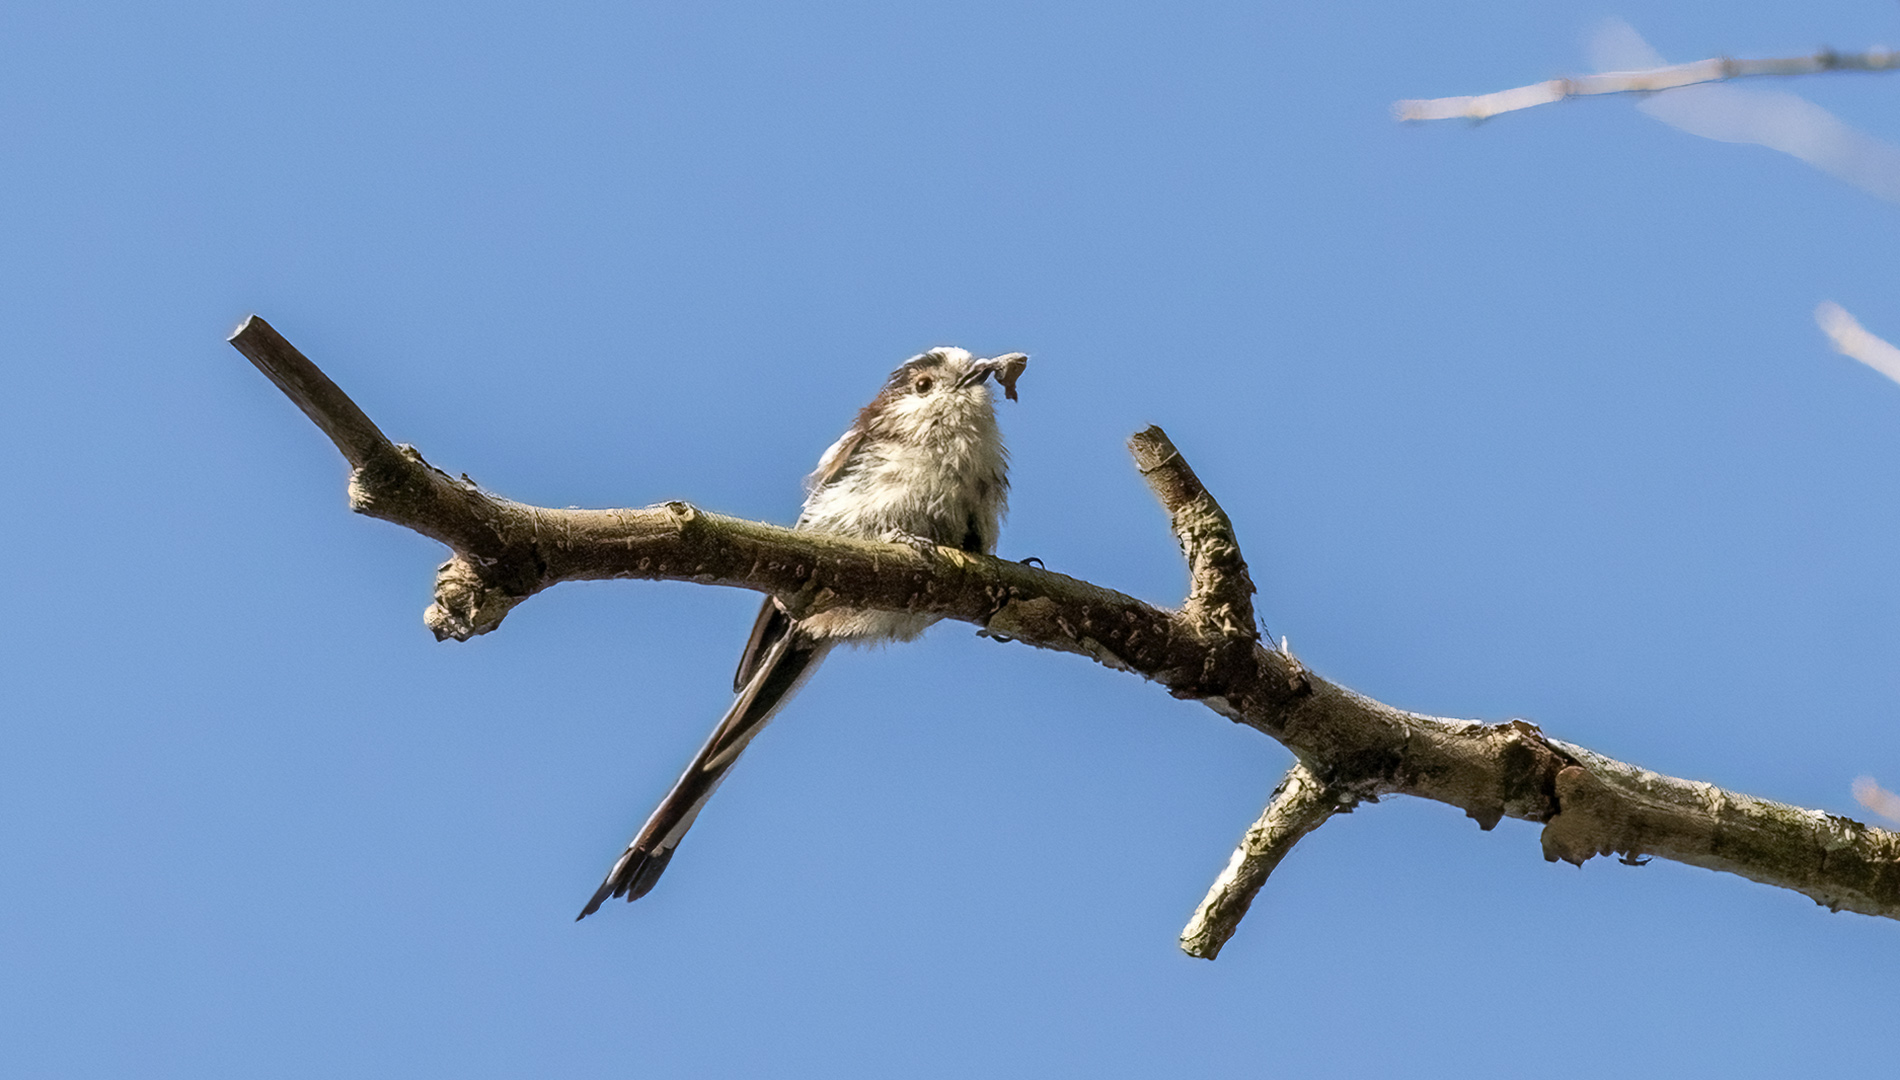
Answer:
[{"left": 6, "top": 2, "right": 1900, "bottom": 1076}]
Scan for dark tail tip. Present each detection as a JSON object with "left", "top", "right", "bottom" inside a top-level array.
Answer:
[{"left": 575, "top": 846, "right": 677, "bottom": 920}]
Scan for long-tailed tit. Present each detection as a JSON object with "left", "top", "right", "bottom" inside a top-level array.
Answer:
[{"left": 578, "top": 347, "right": 1028, "bottom": 918}]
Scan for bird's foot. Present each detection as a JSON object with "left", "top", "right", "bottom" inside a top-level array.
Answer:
[{"left": 882, "top": 530, "right": 943, "bottom": 557}]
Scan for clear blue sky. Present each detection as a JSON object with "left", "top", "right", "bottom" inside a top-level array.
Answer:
[{"left": 5, "top": 2, "right": 1899, "bottom": 1076}]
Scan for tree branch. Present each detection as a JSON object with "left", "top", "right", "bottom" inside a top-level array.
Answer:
[
  {"left": 1180, "top": 763, "right": 1348, "bottom": 959},
  {"left": 232, "top": 315, "right": 1900, "bottom": 949},
  {"left": 1129, "top": 426, "right": 1258, "bottom": 641},
  {"left": 231, "top": 314, "right": 399, "bottom": 470},
  {"left": 1395, "top": 47, "right": 1900, "bottom": 123}
]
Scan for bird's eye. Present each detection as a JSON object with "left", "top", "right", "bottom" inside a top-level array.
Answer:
[{"left": 913, "top": 376, "right": 934, "bottom": 395}]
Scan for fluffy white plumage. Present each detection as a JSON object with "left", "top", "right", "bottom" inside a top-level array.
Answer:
[
  {"left": 797, "top": 347, "right": 1013, "bottom": 641},
  {"left": 577, "top": 346, "right": 1025, "bottom": 916}
]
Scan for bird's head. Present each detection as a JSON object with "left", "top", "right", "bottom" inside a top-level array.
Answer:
[{"left": 859, "top": 347, "right": 1028, "bottom": 446}]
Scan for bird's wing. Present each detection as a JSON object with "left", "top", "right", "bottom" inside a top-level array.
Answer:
[
  {"left": 577, "top": 628, "right": 831, "bottom": 918},
  {"left": 728, "top": 421, "right": 869, "bottom": 689},
  {"left": 805, "top": 426, "right": 865, "bottom": 494}
]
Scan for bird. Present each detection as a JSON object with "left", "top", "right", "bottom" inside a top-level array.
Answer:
[{"left": 577, "top": 346, "right": 1028, "bottom": 918}]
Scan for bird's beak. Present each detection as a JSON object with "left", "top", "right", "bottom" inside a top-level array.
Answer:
[{"left": 956, "top": 353, "right": 1029, "bottom": 400}]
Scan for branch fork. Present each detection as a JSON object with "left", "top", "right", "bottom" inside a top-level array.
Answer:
[{"left": 231, "top": 315, "right": 1900, "bottom": 953}]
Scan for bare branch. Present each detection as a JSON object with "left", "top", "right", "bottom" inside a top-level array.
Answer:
[
  {"left": 1129, "top": 425, "right": 1258, "bottom": 640},
  {"left": 229, "top": 315, "right": 399, "bottom": 470},
  {"left": 235, "top": 318, "right": 1900, "bottom": 944},
  {"left": 1396, "top": 47, "right": 1900, "bottom": 123},
  {"left": 1542, "top": 742, "right": 1900, "bottom": 910},
  {"left": 1181, "top": 763, "right": 1347, "bottom": 959}
]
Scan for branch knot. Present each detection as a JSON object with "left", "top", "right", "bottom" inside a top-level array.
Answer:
[{"left": 425, "top": 554, "right": 525, "bottom": 641}]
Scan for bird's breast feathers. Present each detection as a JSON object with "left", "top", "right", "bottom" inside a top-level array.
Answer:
[{"left": 799, "top": 395, "right": 1007, "bottom": 549}]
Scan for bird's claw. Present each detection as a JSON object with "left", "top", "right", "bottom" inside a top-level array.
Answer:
[{"left": 883, "top": 530, "right": 942, "bottom": 556}]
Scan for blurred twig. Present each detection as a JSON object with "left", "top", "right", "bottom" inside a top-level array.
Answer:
[
  {"left": 1853, "top": 777, "right": 1900, "bottom": 824},
  {"left": 1817, "top": 303, "right": 1900, "bottom": 384},
  {"left": 1396, "top": 47, "right": 1899, "bottom": 123}
]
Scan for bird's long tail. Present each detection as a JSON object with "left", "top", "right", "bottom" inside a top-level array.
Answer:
[{"left": 577, "top": 630, "right": 829, "bottom": 919}]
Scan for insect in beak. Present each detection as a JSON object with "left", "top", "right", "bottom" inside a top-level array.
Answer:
[{"left": 955, "top": 353, "right": 1029, "bottom": 400}]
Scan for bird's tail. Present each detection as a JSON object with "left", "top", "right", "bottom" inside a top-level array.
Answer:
[{"left": 576, "top": 631, "right": 829, "bottom": 919}]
